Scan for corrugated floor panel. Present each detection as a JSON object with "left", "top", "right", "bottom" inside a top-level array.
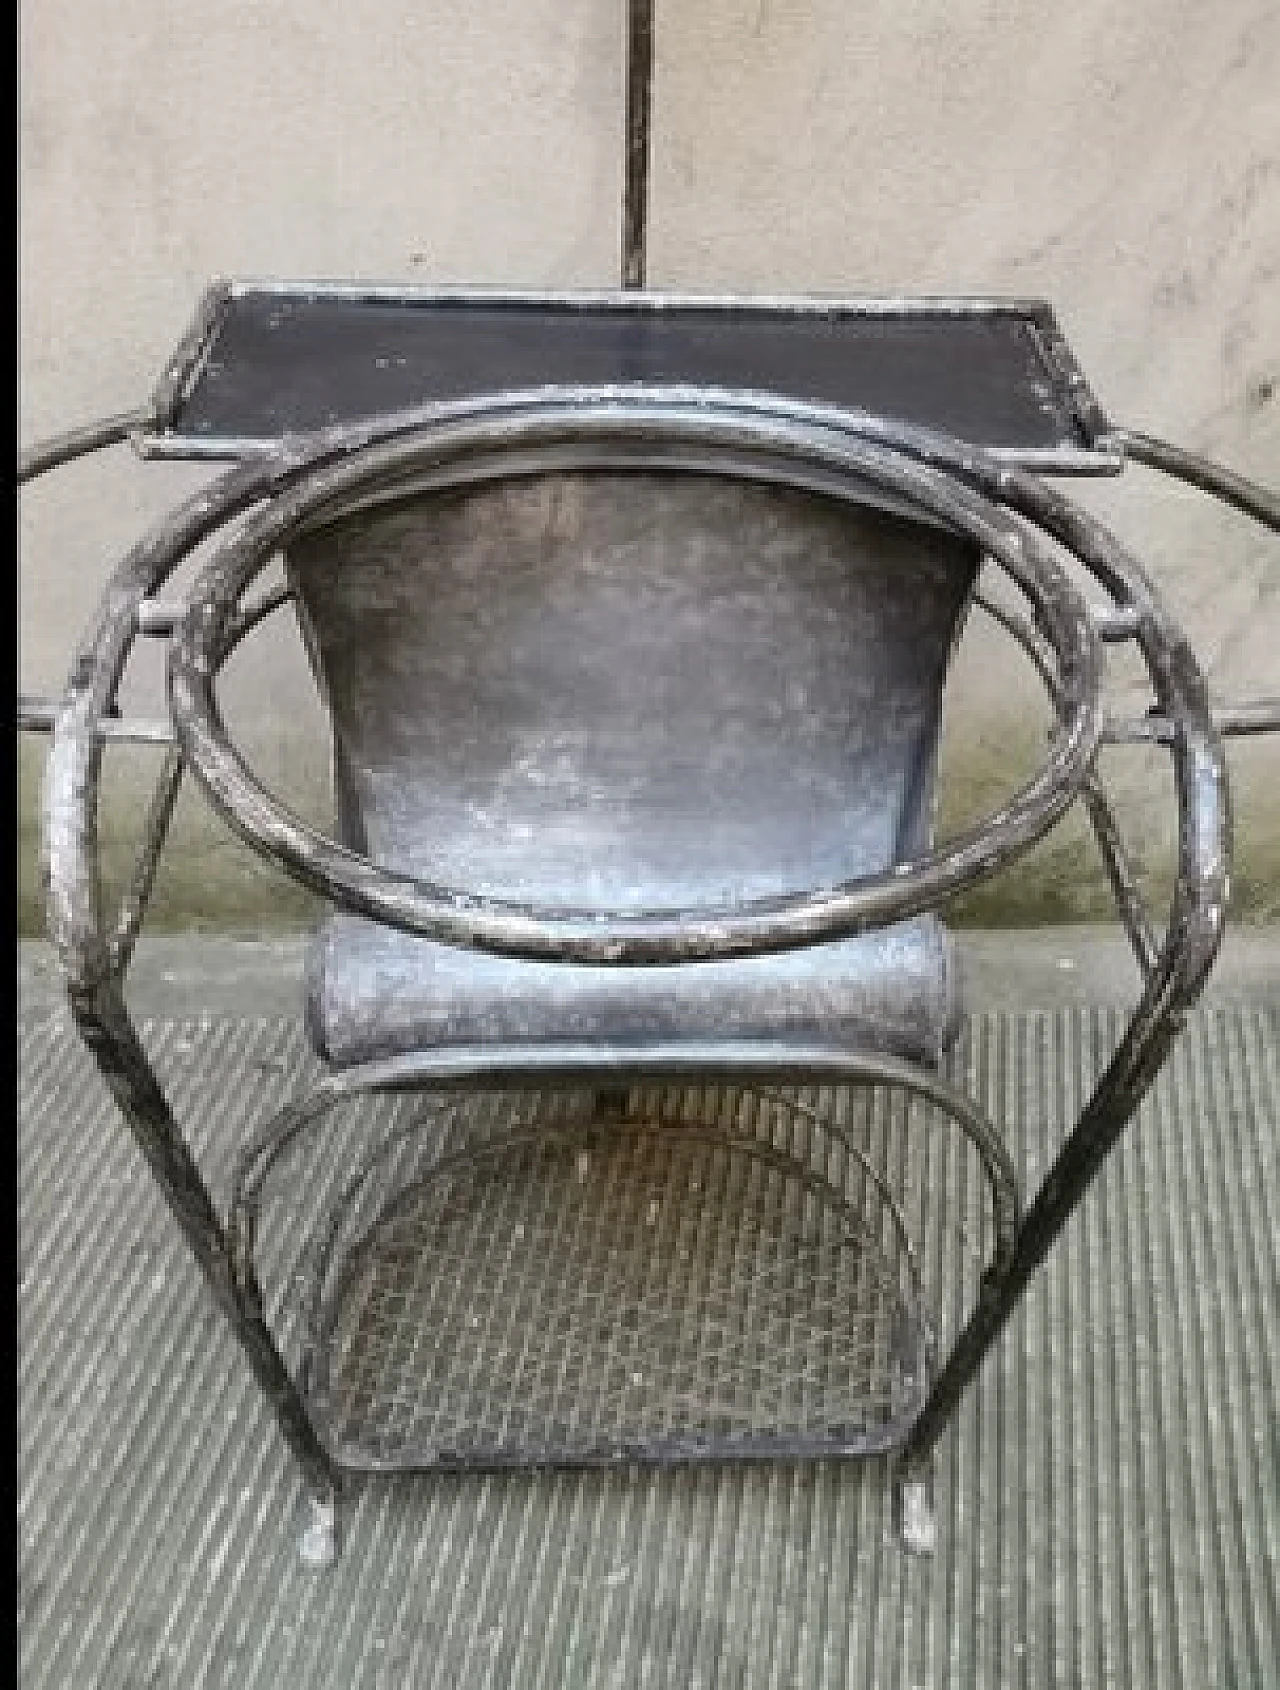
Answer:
[{"left": 18, "top": 989, "right": 1279, "bottom": 1689}]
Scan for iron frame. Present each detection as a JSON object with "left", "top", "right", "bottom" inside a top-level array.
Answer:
[{"left": 25, "top": 377, "right": 1278, "bottom": 1563}]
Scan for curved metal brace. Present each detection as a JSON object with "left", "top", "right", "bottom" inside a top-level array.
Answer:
[
  {"left": 1102, "top": 425, "right": 1280, "bottom": 744},
  {"left": 25, "top": 440, "right": 343, "bottom": 1510},
  {"left": 224, "top": 1044, "right": 1021, "bottom": 1377},
  {"left": 899, "top": 465, "right": 1231, "bottom": 1473},
  {"left": 60, "top": 974, "right": 340, "bottom": 1506},
  {"left": 18, "top": 401, "right": 168, "bottom": 744},
  {"left": 622, "top": 0, "right": 654, "bottom": 289},
  {"left": 750, "top": 1084, "right": 1018, "bottom": 1281},
  {"left": 1106, "top": 427, "right": 1280, "bottom": 534},
  {"left": 18, "top": 404, "right": 154, "bottom": 485},
  {"left": 973, "top": 588, "right": 1160, "bottom": 975}
]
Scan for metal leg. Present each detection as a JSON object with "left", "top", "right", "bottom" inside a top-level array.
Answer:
[
  {"left": 901, "top": 937, "right": 1218, "bottom": 1476},
  {"left": 68, "top": 979, "right": 342, "bottom": 1517}
]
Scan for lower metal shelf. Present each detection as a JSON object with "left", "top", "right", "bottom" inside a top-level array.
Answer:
[{"left": 297, "top": 1100, "right": 930, "bottom": 1472}]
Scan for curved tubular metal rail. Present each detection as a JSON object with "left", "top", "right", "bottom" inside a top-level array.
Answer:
[
  {"left": 165, "top": 400, "right": 1106, "bottom": 964},
  {"left": 28, "top": 384, "right": 1269, "bottom": 1546},
  {"left": 17, "top": 405, "right": 154, "bottom": 485},
  {"left": 898, "top": 461, "right": 1234, "bottom": 1474},
  {"left": 18, "top": 404, "right": 176, "bottom": 747},
  {"left": 1106, "top": 426, "right": 1280, "bottom": 534},
  {"left": 1100, "top": 426, "right": 1280, "bottom": 742},
  {"left": 224, "top": 1046, "right": 1021, "bottom": 1324},
  {"left": 973, "top": 588, "right": 1161, "bottom": 975},
  {"left": 239, "top": 1090, "right": 940, "bottom": 1329}
]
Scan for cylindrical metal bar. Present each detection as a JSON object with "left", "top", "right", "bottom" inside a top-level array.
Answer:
[
  {"left": 108, "top": 747, "right": 185, "bottom": 977},
  {"left": 137, "top": 583, "right": 295, "bottom": 643},
  {"left": 622, "top": 0, "right": 655, "bottom": 289},
  {"left": 18, "top": 406, "right": 152, "bottom": 484},
  {"left": 1102, "top": 714, "right": 1175, "bottom": 747},
  {"left": 972, "top": 591, "right": 1161, "bottom": 975},
  {"left": 20, "top": 694, "right": 176, "bottom": 746},
  {"left": 66, "top": 978, "right": 340, "bottom": 1506},
  {"left": 1077, "top": 781, "right": 1161, "bottom": 975},
  {"left": 19, "top": 695, "right": 59, "bottom": 733},
  {"left": 1214, "top": 699, "right": 1280, "bottom": 738},
  {"left": 901, "top": 469, "right": 1231, "bottom": 1473},
  {"left": 1089, "top": 604, "right": 1142, "bottom": 642},
  {"left": 224, "top": 582, "right": 295, "bottom": 648},
  {"left": 1108, "top": 427, "right": 1280, "bottom": 533},
  {"left": 136, "top": 599, "right": 188, "bottom": 637},
  {"left": 1103, "top": 701, "right": 1280, "bottom": 743}
]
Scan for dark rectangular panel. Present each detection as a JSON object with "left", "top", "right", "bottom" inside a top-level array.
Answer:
[{"left": 144, "top": 283, "right": 1113, "bottom": 469}]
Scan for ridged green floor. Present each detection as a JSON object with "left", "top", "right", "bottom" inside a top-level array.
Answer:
[{"left": 18, "top": 946, "right": 1278, "bottom": 1689}]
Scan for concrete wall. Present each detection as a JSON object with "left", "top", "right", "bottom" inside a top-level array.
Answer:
[{"left": 19, "top": 1, "right": 1280, "bottom": 933}]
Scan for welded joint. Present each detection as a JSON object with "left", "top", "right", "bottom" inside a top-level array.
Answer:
[
  {"left": 1089, "top": 604, "right": 1142, "bottom": 642},
  {"left": 136, "top": 598, "right": 189, "bottom": 637},
  {"left": 19, "top": 693, "right": 176, "bottom": 746},
  {"left": 1104, "top": 712, "right": 1177, "bottom": 747},
  {"left": 1104, "top": 701, "right": 1280, "bottom": 745}
]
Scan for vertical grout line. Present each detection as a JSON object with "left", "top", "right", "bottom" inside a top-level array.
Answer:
[{"left": 622, "top": 0, "right": 655, "bottom": 289}]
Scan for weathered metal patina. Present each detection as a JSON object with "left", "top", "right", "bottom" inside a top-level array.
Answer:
[{"left": 22, "top": 313, "right": 1277, "bottom": 1565}]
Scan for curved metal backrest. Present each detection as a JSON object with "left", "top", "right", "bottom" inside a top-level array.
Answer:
[{"left": 286, "top": 470, "right": 978, "bottom": 914}]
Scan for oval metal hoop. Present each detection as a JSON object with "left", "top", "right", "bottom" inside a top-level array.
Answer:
[{"left": 167, "top": 394, "right": 1104, "bottom": 964}]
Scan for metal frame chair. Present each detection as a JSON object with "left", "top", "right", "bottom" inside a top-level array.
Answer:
[{"left": 22, "top": 358, "right": 1277, "bottom": 1564}]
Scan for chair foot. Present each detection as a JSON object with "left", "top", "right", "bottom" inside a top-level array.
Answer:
[
  {"left": 299, "top": 1493, "right": 340, "bottom": 1568},
  {"left": 895, "top": 1464, "right": 937, "bottom": 1556}
]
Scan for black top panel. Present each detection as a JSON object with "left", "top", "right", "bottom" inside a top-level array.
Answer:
[{"left": 145, "top": 284, "right": 1112, "bottom": 467}]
